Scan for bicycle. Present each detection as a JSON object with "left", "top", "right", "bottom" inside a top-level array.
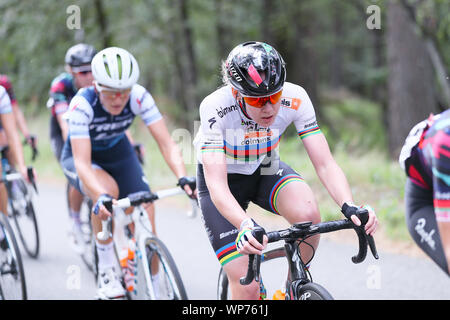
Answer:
[
  {"left": 96, "top": 185, "right": 198, "bottom": 300},
  {"left": 0, "top": 211, "right": 27, "bottom": 300},
  {"left": 1, "top": 146, "right": 40, "bottom": 259},
  {"left": 217, "top": 208, "right": 379, "bottom": 300},
  {"left": 64, "top": 142, "right": 145, "bottom": 272}
]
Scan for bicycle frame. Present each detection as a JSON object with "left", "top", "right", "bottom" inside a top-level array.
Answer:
[
  {"left": 240, "top": 216, "right": 379, "bottom": 300},
  {"left": 97, "top": 188, "right": 198, "bottom": 299}
]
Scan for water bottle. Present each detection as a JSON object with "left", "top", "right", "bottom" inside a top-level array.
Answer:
[{"left": 122, "top": 238, "right": 137, "bottom": 293}]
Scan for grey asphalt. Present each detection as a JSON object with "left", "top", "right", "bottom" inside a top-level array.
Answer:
[{"left": 18, "top": 182, "right": 449, "bottom": 300}]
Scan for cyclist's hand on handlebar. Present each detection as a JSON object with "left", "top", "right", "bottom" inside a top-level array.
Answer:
[
  {"left": 341, "top": 202, "right": 378, "bottom": 236},
  {"left": 178, "top": 176, "right": 197, "bottom": 199},
  {"left": 93, "top": 194, "right": 114, "bottom": 221},
  {"left": 235, "top": 218, "right": 268, "bottom": 255}
]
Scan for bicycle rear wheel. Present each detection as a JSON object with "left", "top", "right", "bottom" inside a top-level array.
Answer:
[
  {"left": 292, "top": 282, "right": 333, "bottom": 300},
  {"left": 9, "top": 179, "right": 40, "bottom": 258},
  {"left": 0, "top": 213, "right": 27, "bottom": 300},
  {"left": 137, "top": 237, "right": 187, "bottom": 300}
]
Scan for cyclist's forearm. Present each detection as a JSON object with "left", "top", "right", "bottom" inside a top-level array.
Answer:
[
  {"left": 56, "top": 114, "right": 69, "bottom": 141},
  {"left": 2, "top": 114, "right": 26, "bottom": 170},
  {"left": 76, "top": 162, "right": 108, "bottom": 201},
  {"left": 12, "top": 104, "right": 30, "bottom": 138},
  {"left": 316, "top": 161, "right": 353, "bottom": 207},
  {"left": 158, "top": 140, "right": 186, "bottom": 179},
  {"left": 203, "top": 161, "right": 247, "bottom": 228}
]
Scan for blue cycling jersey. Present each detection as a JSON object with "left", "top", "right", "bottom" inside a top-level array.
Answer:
[{"left": 64, "top": 84, "right": 162, "bottom": 151}]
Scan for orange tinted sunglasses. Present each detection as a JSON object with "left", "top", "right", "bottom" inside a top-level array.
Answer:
[{"left": 243, "top": 90, "right": 283, "bottom": 108}]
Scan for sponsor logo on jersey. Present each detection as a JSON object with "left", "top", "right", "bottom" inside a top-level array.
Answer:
[
  {"left": 415, "top": 218, "right": 436, "bottom": 250},
  {"left": 281, "top": 97, "right": 301, "bottom": 111},
  {"left": 216, "top": 105, "right": 238, "bottom": 118},
  {"left": 208, "top": 117, "right": 216, "bottom": 129}
]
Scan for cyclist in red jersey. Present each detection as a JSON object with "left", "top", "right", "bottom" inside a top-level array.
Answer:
[
  {"left": 0, "top": 74, "right": 36, "bottom": 154},
  {"left": 0, "top": 85, "right": 29, "bottom": 216}
]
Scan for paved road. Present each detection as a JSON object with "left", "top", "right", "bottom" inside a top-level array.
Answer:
[{"left": 17, "top": 182, "right": 450, "bottom": 300}]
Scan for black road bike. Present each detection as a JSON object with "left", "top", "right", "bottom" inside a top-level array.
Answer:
[{"left": 217, "top": 209, "right": 378, "bottom": 300}]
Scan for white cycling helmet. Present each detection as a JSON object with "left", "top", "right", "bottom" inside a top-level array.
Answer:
[{"left": 91, "top": 47, "right": 140, "bottom": 90}]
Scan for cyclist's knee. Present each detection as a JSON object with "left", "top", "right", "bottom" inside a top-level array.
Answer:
[{"left": 229, "top": 278, "right": 260, "bottom": 300}]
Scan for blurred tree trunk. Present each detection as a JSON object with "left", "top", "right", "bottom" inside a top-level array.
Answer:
[
  {"left": 330, "top": 1, "right": 344, "bottom": 88},
  {"left": 386, "top": 0, "right": 438, "bottom": 158},
  {"left": 166, "top": 0, "right": 198, "bottom": 130},
  {"left": 94, "top": 0, "right": 113, "bottom": 47},
  {"left": 214, "top": 0, "right": 228, "bottom": 61}
]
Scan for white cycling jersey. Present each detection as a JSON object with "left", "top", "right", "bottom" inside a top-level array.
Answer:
[
  {"left": 64, "top": 84, "right": 162, "bottom": 150},
  {"left": 0, "top": 85, "right": 12, "bottom": 115},
  {"left": 193, "top": 82, "right": 320, "bottom": 174}
]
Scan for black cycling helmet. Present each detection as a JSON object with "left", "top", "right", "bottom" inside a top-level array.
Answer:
[
  {"left": 65, "top": 43, "right": 97, "bottom": 67},
  {"left": 225, "top": 41, "right": 286, "bottom": 97}
]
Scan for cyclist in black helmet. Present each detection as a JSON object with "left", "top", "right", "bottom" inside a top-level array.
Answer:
[
  {"left": 194, "top": 41, "right": 379, "bottom": 299},
  {"left": 46, "top": 43, "right": 97, "bottom": 253}
]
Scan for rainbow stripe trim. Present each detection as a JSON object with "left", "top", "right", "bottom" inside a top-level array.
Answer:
[
  {"left": 216, "top": 242, "right": 242, "bottom": 266},
  {"left": 433, "top": 199, "right": 450, "bottom": 222},
  {"left": 201, "top": 143, "right": 225, "bottom": 153},
  {"left": 269, "top": 174, "right": 305, "bottom": 215},
  {"left": 298, "top": 125, "right": 321, "bottom": 139},
  {"left": 223, "top": 136, "right": 281, "bottom": 162}
]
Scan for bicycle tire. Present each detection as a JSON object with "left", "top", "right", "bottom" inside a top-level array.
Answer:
[
  {"left": 140, "top": 237, "right": 187, "bottom": 300},
  {"left": 292, "top": 282, "right": 333, "bottom": 300},
  {"left": 216, "top": 247, "right": 286, "bottom": 300},
  {"left": 9, "top": 179, "right": 40, "bottom": 258},
  {"left": 0, "top": 213, "right": 27, "bottom": 300},
  {"left": 217, "top": 267, "right": 230, "bottom": 300}
]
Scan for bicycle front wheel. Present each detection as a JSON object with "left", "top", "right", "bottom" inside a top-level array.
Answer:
[
  {"left": 138, "top": 237, "right": 187, "bottom": 300},
  {"left": 292, "top": 282, "right": 333, "bottom": 300},
  {"left": 0, "top": 213, "right": 27, "bottom": 300},
  {"left": 217, "top": 267, "right": 230, "bottom": 300},
  {"left": 9, "top": 180, "right": 40, "bottom": 258}
]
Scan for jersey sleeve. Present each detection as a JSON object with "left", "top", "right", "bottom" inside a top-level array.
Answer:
[
  {"left": 0, "top": 75, "right": 16, "bottom": 105},
  {"left": 49, "top": 78, "right": 71, "bottom": 115},
  {"left": 65, "top": 95, "right": 93, "bottom": 140},
  {"left": 291, "top": 86, "right": 321, "bottom": 140},
  {"left": 129, "top": 84, "right": 163, "bottom": 126},
  {"left": 0, "top": 86, "right": 12, "bottom": 114},
  {"left": 195, "top": 95, "right": 225, "bottom": 154},
  {"left": 424, "top": 129, "right": 450, "bottom": 222}
]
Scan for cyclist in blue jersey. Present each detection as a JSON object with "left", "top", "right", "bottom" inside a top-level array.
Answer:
[
  {"left": 61, "top": 47, "right": 195, "bottom": 299},
  {"left": 194, "top": 41, "right": 378, "bottom": 299}
]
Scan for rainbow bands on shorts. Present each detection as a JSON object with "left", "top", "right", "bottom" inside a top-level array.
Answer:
[
  {"left": 270, "top": 174, "right": 305, "bottom": 215},
  {"left": 433, "top": 199, "right": 450, "bottom": 222},
  {"left": 216, "top": 242, "right": 242, "bottom": 266},
  {"left": 298, "top": 125, "right": 320, "bottom": 139}
]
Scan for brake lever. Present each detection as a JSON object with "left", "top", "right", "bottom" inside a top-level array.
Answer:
[
  {"left": 367, "top": 234, "right": 379, "bottom": 259},
  {"left": 27, "top": 166, "right": 38, "bottom": 194}
]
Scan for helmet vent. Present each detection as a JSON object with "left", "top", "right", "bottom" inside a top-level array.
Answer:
[
  {"left": 102, "top": 54, "right": 111, "bottom": 77},
  {"left": 117, "top": 54, "right": 122, "bottom": 80}
]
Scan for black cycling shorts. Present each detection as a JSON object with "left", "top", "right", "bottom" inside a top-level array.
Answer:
[
  {"left": 60, "top": 135, "right": 151, "bottom": 199},
  {"left": 405, "top": 178, "right": 449, "bottom": 275},
  {"left": 197, "top": 160, "right": 305, "bottom": 266},
  {"left": 50, "top": 116, "right": 64, "bottom": 162}
]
